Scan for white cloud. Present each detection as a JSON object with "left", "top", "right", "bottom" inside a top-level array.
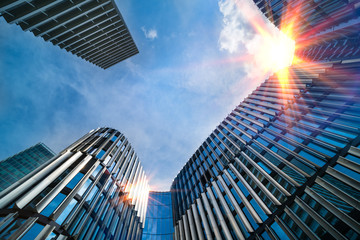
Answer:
[
  {"left": 141, "top": 26, "right": 158, "bottom": 40},
  {"left": 218, "top": 0, "right": 294, "bottom": 75}
]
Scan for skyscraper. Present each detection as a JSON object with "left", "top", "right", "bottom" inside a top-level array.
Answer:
[
  {"left": 170, "top": 1, "right": 360, "bottom": 238},
  {"left": 142, "top": 191, "right": 174, "bottom": 240},
  {"left": 0, "top": 0, "right": 139, "bottom": 69},
  {"left": 0, "top": 127, "right": 149, "bottom": 240},
  {"left": 0, "top": 143, "right": 55, "bottom": 193},
  {"left": 171, "top": 59, "right": 360, "bottom": 240}
]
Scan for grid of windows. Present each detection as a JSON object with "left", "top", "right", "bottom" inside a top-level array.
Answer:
[
  {"left": 0, "top": 127, "right": 149, "bottom": 240},
  {"left": 142, "top": 192, "right": 174, "bottom": 240},
  {"left": 171, "top": 59, "right": 360, "bottom": 239},
  {"left": 0, "top": 143, "right": 55, "bottom": 193},
  {"left": 0, "top": 0, "right": 139, "bottom": 69}
]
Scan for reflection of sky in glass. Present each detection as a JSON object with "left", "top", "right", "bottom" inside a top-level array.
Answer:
[
  {"left": 143, "top": 192, "right": 174, "bottom": 239},
  {"left": 56, "top": 198, "right": 78, "bottom": 225},
  {"left": 41, "top": 193, "right": 66, "bottom": 217},
  {"left": 20, "top": 223, "right": 43, "bottom": 240}
]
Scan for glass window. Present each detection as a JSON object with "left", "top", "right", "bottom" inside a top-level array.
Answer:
[
  {"left": 345, "top": 153, "right": 360, "bottom": 164},
  {"left": 334, "top": 164, "right": 360, "bottom": 180},
  {"left": 78, "top": 179, "right": 92, "bottom": 197},
  {"left": 96, "top": 150, "right": 106, "bottom": 159},
  {"left": 0, "top": 218, "right": 26, "bottom": 239},
  {"left": 298, "top": 150, "right": 325, "bottom": 167},
  {"left": 270, "top": 221, "right": 290, "bottom": 240},
  {"left": 315, "top": 134, "right": 346, "bottom": 148},
  {"left": 20, "top": 223, "right": 43, "bottom": 240},
  {"left": 307, "top": 143, "right": 335, "bottom": 157},
  {"left": 56, "top": 198, "right": 78, "bottom": 225},
  {"left": 41, "top": 193, "right": 66, "bottom": 217},
  {"left": 66, "top": 172, "right": 84, "bottom": 189},
  {"left": 92, "top": 165, "right": 103, "bottom": 177}
]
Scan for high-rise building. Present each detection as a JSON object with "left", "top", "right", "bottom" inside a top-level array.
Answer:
[
  {"left": 171, "top": 59, "right": 360, "bottom": 240},
  {"left": 0, "top": 127, "right": 149, "bottom": 240},
  {"left": 0, "top": 0, "right": 139, "bottom": 69},
  {"left": 142, "top": 191, "right": 174, "bottom": 240},
  {"left": 170, "top": 1, "right": 360, "bottom": 239},
  {"left": 252, "top": 0, "right": 360, "bottom": 62},
  {"left": 0, "top": 143, "right": 55, "bottom": 193}
]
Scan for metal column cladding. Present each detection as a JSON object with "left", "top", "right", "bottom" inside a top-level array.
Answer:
[
  {"left": 170, "top": 60, "right": 360, "bottom": 239},
  {"left": 0, "top": 0, "right": 139, "bottom": 69},
  {"left": 0, "top": 127, "right": 149, "bottom": 240}
]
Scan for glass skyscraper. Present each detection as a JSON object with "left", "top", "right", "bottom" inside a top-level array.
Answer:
[
  {"left": 0, "top": 143, "right": 55, "bottom": 193},
  {"left": 171, "top": 59, "right": 360, "bottom": 239},
  {"left": 0, "top": 0, "right": 139, "bottom": 69},
  {"left": 171, "top": 1, "right": 360, "bottom": 239},
  {"left": 142, "top": 191, "right": 174, "bottom": 240},
  {"left": 0, "top": 127, "right": 149, "bottom": 239},
  {"left": 1, "top": 0, "right": 359, "bottom": 240}
]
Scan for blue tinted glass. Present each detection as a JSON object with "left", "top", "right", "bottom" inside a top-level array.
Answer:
[
  {"left": 277, "top": 140, "right": 296, "bottom": 151},
  {"left": 345, "top": 153, "right": 360, "bottom": 164},
  {"left": 20, "top": 223, "right": 43, "bottom": 240},
  {"left": 270, "top": 221, "right": 290, "bottom": 240},
  {"left": 78, "top": 179, "right": 92, "bottom": 196},
  {"left": 56, "top": 198, "right": 78, "bottom": 224},
  {"left": 66, "top": 172, "right": 84, "bottom": 189},
  {"left": 298, "top": 150, "right": 325, "bottom": 167},
  {"left": 96, "top": 150, "right": 106, "bottom": 159},
  {"left": 143, "top": 192, "right": 174, "bottom": 238},
  {"left": 92, "top": 165, "right": 103, "bottom": 177},
  {"left": 258, "top": 162, "right": 271, "bottom": 174},
  {"left": 325, "top": 126, "right": 357, "bottom": 138},
  {"left": 315, "top": 134, "right": 346, "bottom": 148},
  {"left": 250, "top": 199, "right": 268, "bottom": 221},
  {"left": 307, "top": 143, "right": 335, "bottom": 157},
  {"left": 41, "top": 193, "right": 66, "bottom": 217},
  {"left": 334, "top": 164, "right": 360, "bottom": 181}
]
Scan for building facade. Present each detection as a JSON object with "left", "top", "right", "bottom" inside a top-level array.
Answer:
[
  {"left": 142, "top": 191, "right": 174, "bottom": 240},
  {"left": 170, "top": 1, "right": 360, "bottom": 239},
  {"left": 171, "top": 59, "right": 360, "bottom": 240},
  {"left": 0, "top": 143, "right": 55, "bottom": 193},
  {"left": 0, "top": 0, "right": 139, "bottom": 69},
  {"left": 252, "top": 0, "right": 360, "bottom": 62},
  {"left": 0, "top": 127, "right": 149, "bottom": 240}
]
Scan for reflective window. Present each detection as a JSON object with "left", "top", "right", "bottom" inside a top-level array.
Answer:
[
  {"left": 56, "top": 198, "right": 78, "bottom": 225},
  {"left": 66, "top": 172, "right": 84, "bottom": 189},
  {"left": 41, "top": 193, "right": 66, "bottom": 217},
  {"left": 20, "top": 223, "right": 43, "bottom": 240}
]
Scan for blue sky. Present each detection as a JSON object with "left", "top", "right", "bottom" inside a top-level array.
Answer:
[{"left": 0, "top": 0, "right": 289, "bottom": 190}]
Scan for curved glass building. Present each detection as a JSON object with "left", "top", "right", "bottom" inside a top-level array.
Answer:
[
  {"left": 0, "top": 127, "right": 149, "bottom": 239},
  {"left": 171, "top": 59, "right": 360, "bottom": 240},
  {"left": 171, "top": 1, "right": 360, "bottom": 239}
]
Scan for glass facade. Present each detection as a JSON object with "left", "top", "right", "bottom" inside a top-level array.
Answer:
[
  {"left": 170, "top": 2, "right": 360, "bottom": 239},
  {"left": 0, "top": 127, "right": 149, "bottom": 240},
  {"left": 171, "top": 59, "right": 360, "bottom": 239},
  {"left": 142, "top": 192, "right": 174, "bottom": 240},
  {"left": 0, "top": 143, "right": 55, "bottom": 193},
  {"left": 0, "top": 0, "right": 139, "bottom": 69}
]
